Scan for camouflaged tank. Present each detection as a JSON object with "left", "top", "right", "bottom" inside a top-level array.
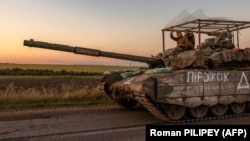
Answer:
[{"left": 23, "top": 19, "right": 250, "bottom": 122}]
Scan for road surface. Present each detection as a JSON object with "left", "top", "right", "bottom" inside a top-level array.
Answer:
[{"left": 0, "top": 105, "right": 249, "bottom": 141}]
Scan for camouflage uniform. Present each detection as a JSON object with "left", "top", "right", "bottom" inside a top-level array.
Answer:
[
  {"left": 186, "top": 32, "right": 195, "bottom": 49},
  {"left": 170, "top": 32, "right": 194, "bottom": 55}
]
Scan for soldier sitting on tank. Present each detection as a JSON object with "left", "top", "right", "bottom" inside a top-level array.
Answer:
[
  {"left": 170, "top": 28, "right": 194, "bottom": 55},
  {"left": 185, "top": 30, "right": 195, "bottom": 49}
]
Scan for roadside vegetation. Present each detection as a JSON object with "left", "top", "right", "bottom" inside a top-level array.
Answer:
[
  {"left": 0, "top": 82, "right": 114, "bottom": 111},
  {"left": 0, "top": 63, "right": 139, "bottom": 111}
]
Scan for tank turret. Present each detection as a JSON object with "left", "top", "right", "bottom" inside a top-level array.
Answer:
[{"left": 22, "top": 38, "right": 238, "bottom": 71}]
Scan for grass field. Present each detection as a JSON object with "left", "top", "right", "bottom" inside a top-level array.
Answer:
[
  {"left": 0, "top": 63, "right": 140, "bottom": 73},
  {"left": 0, "top": 63, "right": 140, "bottom": 111},
  {"left": 0, "top": 76, "right": 114, "bottom": 111},
  {"left": 0, "top": 82, "right": 115, "bottom": 111}
]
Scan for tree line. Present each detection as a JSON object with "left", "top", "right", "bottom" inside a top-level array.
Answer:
[{"left": 0, "top": 68, "right": 102, "bottom": 76}]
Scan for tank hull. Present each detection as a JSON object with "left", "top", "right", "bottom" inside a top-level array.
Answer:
[{"left": 106, "top": 69, "right": 250, "bottom": 121}]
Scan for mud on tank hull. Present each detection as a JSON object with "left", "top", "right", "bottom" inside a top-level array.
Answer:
[{"left": 104, "top": 69, "right": 250, "bottom": 122}]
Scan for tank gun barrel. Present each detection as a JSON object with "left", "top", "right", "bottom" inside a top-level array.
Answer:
[{"left": 23, "top": 39, "right": 163, "bottom": 68}]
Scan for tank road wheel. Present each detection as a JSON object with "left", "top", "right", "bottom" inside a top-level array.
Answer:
[
  {"left": 161, "top": 104, "right": 186, "bottom": 120},
  {"left": 189, "top": 105, "right": 208, "bottom": 118},
  {"left": 230, "top": 103, "right": 246, "bottom": 114},
  {"left": 210, "top": 104, "right": 228, "bottom": 116}
]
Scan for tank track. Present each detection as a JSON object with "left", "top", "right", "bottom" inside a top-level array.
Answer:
[
  {"left": 134, "top": 91, "right": 250, "bottom": 124},
  {"left": 134, "top": 92, "right": 170, "bottom": 122}
]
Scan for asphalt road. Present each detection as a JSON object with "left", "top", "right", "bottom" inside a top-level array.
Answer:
[{"left": 0, "top": 105, "right": 249, "bottom": 141}]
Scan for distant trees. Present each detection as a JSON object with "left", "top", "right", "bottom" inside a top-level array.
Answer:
[{"left": 0, "top": 68, "right": 102, "bottom": 76}]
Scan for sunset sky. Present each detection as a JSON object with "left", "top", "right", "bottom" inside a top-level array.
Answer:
[{"left": 1, "top": 0, "right": 250, "bottom": 66}]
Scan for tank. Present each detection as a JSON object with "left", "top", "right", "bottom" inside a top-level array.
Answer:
[{"left": 23, "top": 18, "right": 250, "bottom": 123}]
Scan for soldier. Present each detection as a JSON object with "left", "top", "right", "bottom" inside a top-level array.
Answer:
[
  {"left": 170, "top": 28, "right": 194, "bottom": 55},
  {"left": 184, "top": 30, "right": 195, "bottom": 49}
]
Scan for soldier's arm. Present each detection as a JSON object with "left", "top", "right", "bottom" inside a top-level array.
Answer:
[{"left": 170, "top": 33, "right": 178, "bottom": 41}]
